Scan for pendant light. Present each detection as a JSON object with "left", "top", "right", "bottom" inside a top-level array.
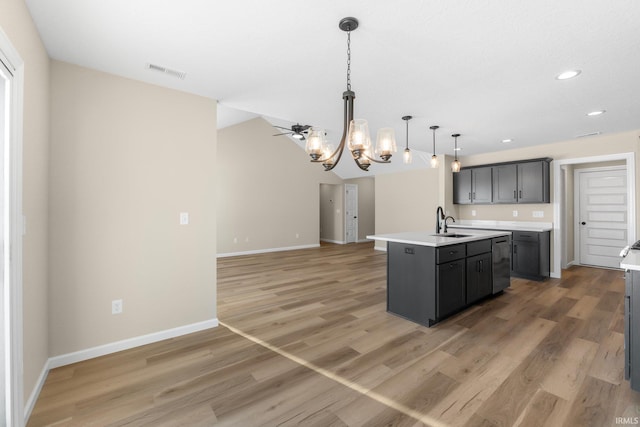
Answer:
[
  {"left": 430, "top": 125, "right": 439, "bottom": 168},
  {"left": 451, "top": 133, "right": 461, "bottom": 173},
  {"left": 402, "top": 115, "right": 412, "bottom": 164},
  {"left": 305, "top": 17, "right": 397, "bottom": 171}
]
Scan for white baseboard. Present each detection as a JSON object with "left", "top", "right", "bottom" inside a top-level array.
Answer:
[
  {"left": 357, "top": 238, "right": 373, "bottom": 243},
  {"left": 24, "top": 361, "right": 49, "bottom": 422},
  {"left": 24, "top": 318, "right": 218, "bottom": 424},
  {"left": 374, "top": 245, "right": 387, "bottom": 252},
  {"left": 320, "top": 239, "right": 346, "bottom": 245},
  {"left": 48, "top": 318, "right": 218, "bottom": 369},
  {"left": 217, "top": 244, "right": 319, "bottom": 258}
]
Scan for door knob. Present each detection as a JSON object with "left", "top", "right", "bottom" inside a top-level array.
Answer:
[{"left": 581, "top": 221, "right": 586, "bottom": 225}]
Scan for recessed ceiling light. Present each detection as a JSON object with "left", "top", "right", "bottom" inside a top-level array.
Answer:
[
  {"left": 556, "top": 70, "right": 581, "bottom": 80},
  {"left": 501, "top": 139, "right": 513, "bottom": 143},
  {"left": 587, "top": 110, "right": 606, "bottom": 116}
]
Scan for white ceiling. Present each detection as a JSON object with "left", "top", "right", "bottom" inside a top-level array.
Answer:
[{"left": 26, "top": 0, "right": 640, "bottom": 178}]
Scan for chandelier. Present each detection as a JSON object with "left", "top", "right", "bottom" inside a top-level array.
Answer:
[{"left": 304, "top": 17, "right": 396, "bottom": 171}]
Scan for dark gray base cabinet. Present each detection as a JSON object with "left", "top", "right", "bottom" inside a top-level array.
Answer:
[
  {"left": 511, "top": 230, "right": 550, "bottom": 280},
  {"left": 625, "top": 270, "right": 640, "bottom": 391},
  {"left": 387, "top": 238, "right": 506, "bottom": 327}
]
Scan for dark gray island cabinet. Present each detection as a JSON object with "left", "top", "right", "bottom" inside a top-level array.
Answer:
[{"left": 370, "top": 231, "right": 511, "bottom": 327}]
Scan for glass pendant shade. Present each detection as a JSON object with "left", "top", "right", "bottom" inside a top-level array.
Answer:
[
  {"left": 375, "top": 127, "right": 397, "bottom": 160},
  {"left": 430, "top": 155, "right": 439, "bottom": 168},
  {"left": 403, "top": 148, "right": 412, "bottom": 164},
  {"left": 451, "top": 159, "right": 461, "bottom": 173},
  {"left": 322, "top": 144, "right": 335, "bottom": 167},
  {"left": 305, "top": 127, "right": 326, "bottom": 159},
  {"left": 347, "top": 119, "right": 371, "bottom": 156}
]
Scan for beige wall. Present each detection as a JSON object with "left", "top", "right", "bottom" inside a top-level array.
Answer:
[
  {"left": 217, "top": 117, "right": 343, "bottom": 254},
  {"left": 0, "top": 0, "right": 51, "bottom": 404},
  {"left": 49, "top": 61, "right": 217, "bottom": 356},
  {"left": 345, "top": 177, "right": 375, "bottom": 241},
  {"left": 375, "top": 168, "right": 441, "bottom": 249}
]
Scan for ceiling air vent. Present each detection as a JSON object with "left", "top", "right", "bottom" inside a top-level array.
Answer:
[
  {"left": 575, "top": 131, "right": 601, "bottom": 138},
  {"left": 146, "top": 63, "right": 186, "bottom": 80}
]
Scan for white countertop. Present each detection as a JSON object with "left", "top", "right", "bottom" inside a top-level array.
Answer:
[
  {"left": 367, "top": 229, "right": 511, "bottom": 247},
  {"left": 621, "top": 250, "right": 640, "bottom": 271},
  {"left": 448, "top": 220, "right": 553, "bottom": 232}
]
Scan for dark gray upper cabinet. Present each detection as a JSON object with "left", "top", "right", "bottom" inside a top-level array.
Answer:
[
  {"left": 472, "top": 167, "right": 493, "bottom": 204},
  {"left": 517, "top": 160, "right": 549, "bottom": 203},
  {"left": 453, "top": 167, "right": 492, "bottom": 204},
  {"left": 454, "top": 158, "right": 551, "bottom": 205},
  {"left": 453, "top": 169, "right": 472, "bottom": 204},
  {"left": 492, "top": 164, "right": 518, "bottom": 203}
]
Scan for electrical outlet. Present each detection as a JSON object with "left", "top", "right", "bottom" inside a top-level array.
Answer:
[
  {"left": 471, "top": 210, "right": 477, "bottom": 217},
  {"left": 112, "top": 299, "right": 123, "bottom": 315},
  {"left": 513, "top": 210, "right": 518, "bottom": 217}
]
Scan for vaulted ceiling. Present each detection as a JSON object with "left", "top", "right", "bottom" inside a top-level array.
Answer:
[{"left": 26, "top": 0, "right": 640, "bottom": 178}]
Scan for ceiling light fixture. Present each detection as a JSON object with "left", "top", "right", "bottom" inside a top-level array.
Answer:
[
  {"left": 556, "top": 70, "right": 581, "bottom": 80},
  {"left": 304, "top": 17, "right": 396, "bottom": 171},
  {"left": 501, "top": 138, "right": 513, "bottom": 143},
  {"left": 587, "top": 110, "right": 606, "bottom": 116},
  {"left": 402, "top": 116, "right": 412, "bottom": 164},
  {"left": 451, "top": 133, "right": 461, "bottom": 173},
  {"left": 430, "top": 126, "right": 440, "bottom": 168}
]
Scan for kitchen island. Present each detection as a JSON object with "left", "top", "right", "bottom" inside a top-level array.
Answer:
[{"left": 368, "top": 230, "right": 511, "bottom": 327}]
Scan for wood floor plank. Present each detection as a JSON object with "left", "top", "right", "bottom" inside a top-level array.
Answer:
[{"left": 27, "top": 243, "right": 637, "bottom": 426}]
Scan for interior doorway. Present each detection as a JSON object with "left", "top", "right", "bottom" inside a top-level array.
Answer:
[
  {"left": 1, "top": 52, "right": 8, "bottom": 425},
  {"left": 553, "top": 153, "right": 636, "bottom": 277},
  {"left": 575, "top": 166, "right": 628, "bottom": 268},
  {"left": 0, "top": 32, "right": 25, "bottom": 425}
]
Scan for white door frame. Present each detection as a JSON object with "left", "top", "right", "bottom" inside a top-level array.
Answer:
[
  {"left": 553, "top": 152, "right": 636, "bottom": 278},
  {"left": 574, "top": 165, "right": 627, "bottom": 268},
  {"left": 0, "top": 27, "right": 25, "bottom": 427}
]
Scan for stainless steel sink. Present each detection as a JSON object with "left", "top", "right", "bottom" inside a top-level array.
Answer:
[{"left": 431, "top": 233, "right": 470, "bottom": 238}]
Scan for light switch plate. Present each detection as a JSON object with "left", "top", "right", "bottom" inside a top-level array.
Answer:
[
  {"left": 533, "top": 211, "right": 544, "bottom": 218},
  {"left": 513, "top": 210, "right": 518, "bottom": 217},
  {"left": 180, "top": 212, "right": 189, "bottom": 225}
]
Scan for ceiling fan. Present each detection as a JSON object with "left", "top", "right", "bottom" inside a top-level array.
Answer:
[{"left": 272, "top": 124, "right": 311, "bottom": 140}]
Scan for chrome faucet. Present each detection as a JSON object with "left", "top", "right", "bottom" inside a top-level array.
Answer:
[
  {"left": 436, "top": 206, "right": 445, "bottom": 234},
  {"left": 444, "top": 216, "right": 456, "bottom": 233}
]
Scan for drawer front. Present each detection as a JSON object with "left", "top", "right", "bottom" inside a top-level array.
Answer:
[
  {"left": 437, "top": 244, "right": 466, "bottom": 264},
  {"left": 466, "top": 239, "right": 491, "bottom": 256},
  {"left": 512, "top": 231, "right": 539, "bottom": 242}
]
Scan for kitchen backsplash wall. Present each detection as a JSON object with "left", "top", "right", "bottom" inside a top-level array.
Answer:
[{"left": 457, "top": 204, "right": 552, "bottom": 222}]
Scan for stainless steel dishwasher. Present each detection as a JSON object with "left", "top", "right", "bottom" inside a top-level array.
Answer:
[{"left": 492, "top": 235, "right": 511, "bottom": 293}]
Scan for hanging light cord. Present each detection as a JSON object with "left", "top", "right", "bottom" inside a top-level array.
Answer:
[
  {"left": 346, "top": 30, "right": 351, "bottom": 91},
  {"left": 432, "top": 129, "right": 436, "bottom": 153},
  {"left": 405, "top": 119, "right": 409, "bottom": 149}
]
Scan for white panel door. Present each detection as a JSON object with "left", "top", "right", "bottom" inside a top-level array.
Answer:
[
  {"left": 345, "top": 184, "right": 358, "bottom": 243},
  {"left": 578, "top": 168, "right": 628, "bottom": 268}
]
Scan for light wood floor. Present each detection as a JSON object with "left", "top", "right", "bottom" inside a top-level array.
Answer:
[{"left": 28, "top": 242, "right": 640, "bottom": 426}]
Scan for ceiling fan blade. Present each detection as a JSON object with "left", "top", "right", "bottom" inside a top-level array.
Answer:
[
  {"left": 273, "top": 125, "right": 293, "bottom": 130},
  {"left": 272, "top": 132, "right": 292, "bottom": 137}
]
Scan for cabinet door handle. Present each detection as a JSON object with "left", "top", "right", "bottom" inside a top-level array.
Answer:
[
  {"left": 514, "top": 244, "right": 517, "bottom": 254},
  {"left": 449, "top": 263, "right": 455, "bottom": 269},
  {"left": 519, "top": 190, "right": 522, "bottom": 198},
  {"left": 513, "top": 190, "right": 516, "bottom": 199},
  {"left": 473, "top": 192, "right": 476, "bottom": 199},
  {"left": 449, "top": 250, "right": 457, "bottom": 255},
  {"left": 468, "top": 192, "right": 472, "bottom": 201},
  {"left": 480, "top": 260, "right": 484, "bottom": 272}
]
